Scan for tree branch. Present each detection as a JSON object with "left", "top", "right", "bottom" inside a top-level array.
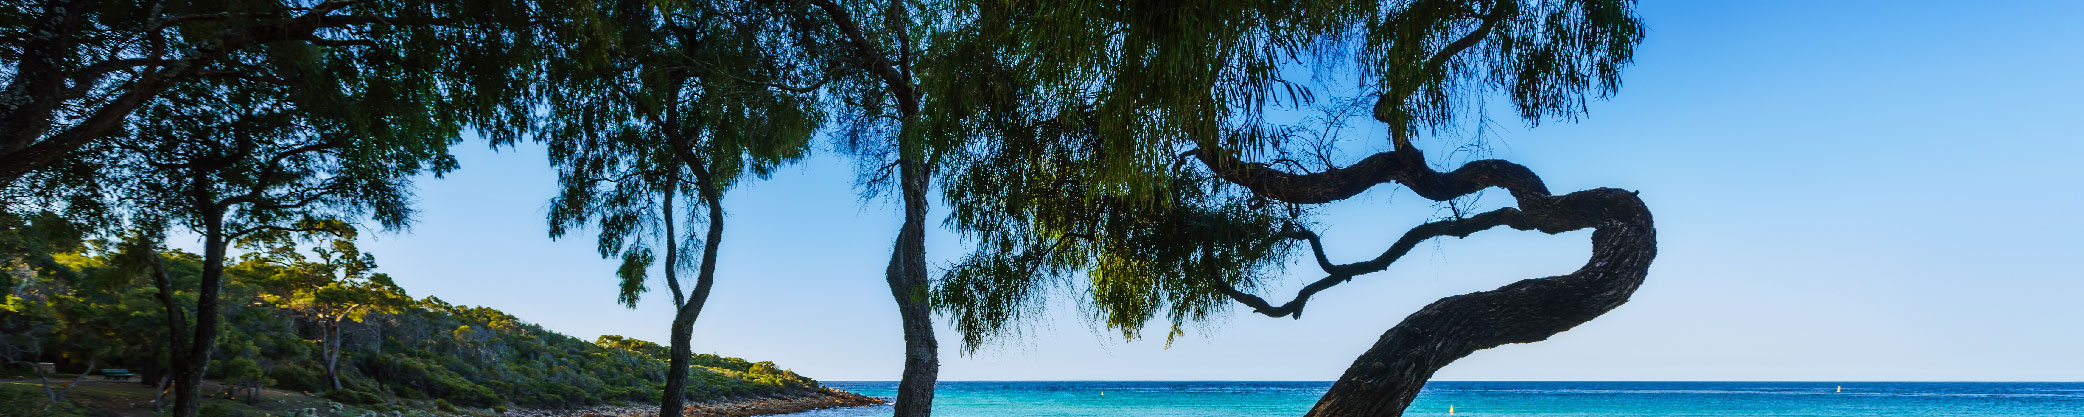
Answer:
[
  {"left": 1214, "top": 208, "right": 1530, "bottom": 318},
  {"left": 798, "top": 0, "right": 917, "bottom": 113}
]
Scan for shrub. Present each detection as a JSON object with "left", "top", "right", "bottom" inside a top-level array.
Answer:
[
  {"left": 199, "top": 402, "right": 244, "bottom": 417},
  {"left": 325, "top": 389, "right": 384, "bottom": 405},
  {"left": 268, "top": 364, "right": 327, "bottom": 392}
]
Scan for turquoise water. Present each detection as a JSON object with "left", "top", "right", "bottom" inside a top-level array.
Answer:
[{"left": 780, "top": 381, "right": 2084, "bottom": 416}]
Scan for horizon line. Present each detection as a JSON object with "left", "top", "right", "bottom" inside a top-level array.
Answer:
[{"left": 815, "top": 379, "right": 2084, "bottom": 383}]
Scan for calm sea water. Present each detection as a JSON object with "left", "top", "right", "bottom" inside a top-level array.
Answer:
[{"left": 779, "top": 381, "right": 2084, "bottom": 416}]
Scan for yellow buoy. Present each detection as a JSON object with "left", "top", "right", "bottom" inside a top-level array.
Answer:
[
  {"left": 1449, "top": 405, "right": 1455, "bottom": 414},
  {"left": 1836, "top": 386, "right": 1842, "bottom": 393}
]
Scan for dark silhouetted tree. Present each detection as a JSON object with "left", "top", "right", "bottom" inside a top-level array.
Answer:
[
  {"left": 0, "top": 0, "right": 545, "bottom": 190},
  {"left": 927, "top": 1, "right": 1654, "bottom": 416},
  {"left": 532, "top": 1, "right": 819, "bottom": 415},
  {"left": 97, "top": 49, "right": 464, "bottom": 416},
  {"left": 737, "top": 1, "right": 953, "bottom": 412}
]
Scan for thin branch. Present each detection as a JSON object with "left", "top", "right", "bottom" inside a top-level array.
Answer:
[{"left": 1215, "top": 208, "right": 1529, "bottom": 318}]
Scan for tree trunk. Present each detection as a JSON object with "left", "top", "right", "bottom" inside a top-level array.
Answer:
[
  {"left": 170, "top": 203, "right": 230, "bottom": 417},
  {"left": 148, "top": 239, "right": 188, "bottom": 414},
  {"left": 50, "top": 356, "right": 96, "bottom": 402},
  {"left": 888, "top": 155, "right": 938, "bottom": 417},
  {"left": 660, "top": 161, "right": 725, "bottom": 417},
  {"left": 152, "top": 375, "right": 172, "bottom": 412},
  {"left": 32, "top": 359, "right": 57, "bottom": 402},
  {"left": 1193, "top": 134, "right": 1659, "bottom": 416},
  {"left": 324, "top": 319, "right": 342, "bottom": 391},
  {"left": 1304, "top": 192, "right": 1655, "bottom": 416},
  {"left": 661, "top": 307, "right": 699, "bottom": 417}
]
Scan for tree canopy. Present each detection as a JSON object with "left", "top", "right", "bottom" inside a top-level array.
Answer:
[
  {"left": 925, "top": 1, "right": 1654, "bottom": 414},
  {"left": 0, "top": 0, "right": 550, "bottom": 189}
]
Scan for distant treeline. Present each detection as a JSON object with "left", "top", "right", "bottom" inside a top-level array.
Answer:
[{"left": 0, "top": 239, "right": 818, "bottom": 408}]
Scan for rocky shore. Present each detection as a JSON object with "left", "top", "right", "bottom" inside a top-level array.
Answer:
[{"left": 507, "top": 389, "right": 884, "bottom": 417}]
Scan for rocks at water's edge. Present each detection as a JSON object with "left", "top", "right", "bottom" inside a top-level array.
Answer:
[{"left": 507, "top": 389, "right": 884, "bottom": 417}]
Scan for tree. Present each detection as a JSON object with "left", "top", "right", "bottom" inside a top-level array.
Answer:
[
  {"left": 235, "top": 233, "right": 410, "bottom": 391},
  {"left": 927, "top": 0, "right": 1653, "bottom": 415},
  {"left": 98, "top": 50, "right": 462, "bottom": 416},
  {"left": 209, "top": 348, "right": 266, "bottom": 404},
  {"left": 732, "top": 1, "right": 956, "bottom": 413},
  {"left": 0, "top": 0, "right": 546, "bottom": 191},
  {"left": 532, "top": 1, "right": 819, "bottom": 416}
]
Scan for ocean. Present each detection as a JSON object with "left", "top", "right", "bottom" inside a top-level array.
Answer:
[{"left": 779, "top": 381, "right": 2084, "bottom": 416}]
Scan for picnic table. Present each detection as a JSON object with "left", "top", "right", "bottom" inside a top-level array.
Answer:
[{"left": 98, "top": 369, "right": 133, "bottom": 381}]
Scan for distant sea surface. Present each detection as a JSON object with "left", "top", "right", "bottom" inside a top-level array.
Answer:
[{"left": 777, "top": 381, "right": 2084, "bottom": 416}]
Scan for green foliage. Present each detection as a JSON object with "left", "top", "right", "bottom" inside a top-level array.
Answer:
[
  {"left": 0, "top": 0, "right": 558, "bottom": 188},
  {"left": 323, "top": 389, "right": 384, "bottom": 405},
  {"left": 0, "top": 211, "right": 88, "bottom": 292},
  {"left": 596, "top": 335, "right": 667, "bottom": 360},
  {"left": 198, "top": 402, "right": 243, "bottom": 417},
  {"left": 212, "top": 356, "right": 265, "bottom": 386},
  {"left": 237, "top": 234, "right": 413, "bottom": 327},
  {"left": 7, "top": 245, "right": 826, "bottom": 409},
  {"left": 267, "top": 364, "right": 327, "bottom": 393},
  {"left": 924, "top": 0, "right": 1646, "bottom": 351},
  {"left": 533, "top": 0, "right": 822, "bottom": 308}
]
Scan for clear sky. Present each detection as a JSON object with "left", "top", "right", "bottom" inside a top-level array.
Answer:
[{"left": 224, "top": 0, "right": 2084, "bottom": 382}]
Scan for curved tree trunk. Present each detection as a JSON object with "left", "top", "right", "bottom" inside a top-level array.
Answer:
[
  {"left": 148, "top": 238, "right": 188, "bottom": 414},
  {"left": 49, "top": 356, "right": 97, "bottom": 402},
  {"left": 784, "top": 1, "right": 937, "bottom": 413},
  {"left": 1194, "top": 132, "right": 1658, "bottom": 416},
  {"left": 661, "top": 161, "right": 726, "bottom": 417},
  {"left": 888, "top": 155, "right": 939, "bottom": 417},
  {"left": 151, "top": 374, "right": 172, "bottom": 412},
  {"left": 1307, "top": 188, "right": 1654, "bottom": 416}
]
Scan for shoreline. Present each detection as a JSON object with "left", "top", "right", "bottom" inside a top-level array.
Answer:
[{"left": 507, "top": 388, "right": 885, "bottom": 417}]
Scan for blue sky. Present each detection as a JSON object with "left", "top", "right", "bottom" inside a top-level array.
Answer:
[{"left": 211, "top": 1, "right": 2084, "bottom": 381}]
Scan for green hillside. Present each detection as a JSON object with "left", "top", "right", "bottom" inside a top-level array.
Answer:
[{"left": 1, "top": 240, "right": 824, "bottom": 412}]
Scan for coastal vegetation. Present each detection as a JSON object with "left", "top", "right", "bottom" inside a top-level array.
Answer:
[
  {"left": 1, "top": 0, "right": 1657, "bottom": 416},
  {"left": 0, "top": 237, "right": 831, "bottom": 413}
]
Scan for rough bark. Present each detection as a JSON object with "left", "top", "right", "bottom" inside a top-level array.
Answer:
[
  {"left": 658, "top": 150, "right": 726, "bottom": 417},
  {"left": 1308, "top": 188, "right": 1651, "bottom": 416},
  {"left": 148, "top": 243, "right": 188, "bottom": 414},
  {"left": 166, "top": 176, "right": 231, "bottom": 417},
  {"left": 887, "top": 154, "right": 939, "bottom": 417},
  {"left": 780, "top": 2, "right": 939, "bottom": 412},
  {"left": 324, "top": 318, "right": 343, "bottom": 391},
  {"left": 1198, "top": 136, "right": 1657, "bottom": 417}
]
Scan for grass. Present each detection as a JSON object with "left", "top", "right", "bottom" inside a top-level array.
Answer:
[{"left": 0, "top": 378, "right": 387, "bottom": 417}]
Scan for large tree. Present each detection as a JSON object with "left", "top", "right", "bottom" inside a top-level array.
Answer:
[
  {"left": 532, "top": 1, "right": 820, "bottom": 416},
  {"left": 927, "top": 0, "right": 1653, "bottom": 415},
  {"left": 737, "top": 2, "right": 950, "bottom": 413},
  {"left": 100, "top": 45, "right": 467, "bottom": 416}
]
